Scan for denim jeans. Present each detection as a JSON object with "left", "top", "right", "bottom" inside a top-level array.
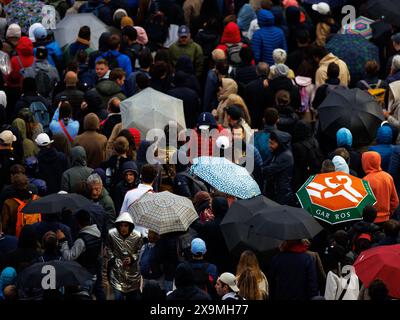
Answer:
[{"left": 113, "top": 288, "right": 141, "bottom": 301}]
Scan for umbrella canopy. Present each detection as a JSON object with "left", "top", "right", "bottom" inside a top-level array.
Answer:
[
  {"left": 296, "top": 172, "right": 376, "bottom": 225},
  {"left": 366, "top": 0, "right": 400, "bottom": 28},
  {"left": 22, "top": 193, "right": 93, "bottom": 214},
  {"left": 54, "top": 13, "right": 115, "bottom": 50},
  {"left": 326, "top": 34, "right": 379, "bottom": 83},
  {"left": 128, "top": 191, "right": 198, "bottom": 235},
  {"left": 317, "top": 88, "right": 384, "bottom": 147},
  {"left": 220, "top": 195, "right": 282, "bottom": 254},
  {"left": 246, "top": 205, "right": 323, "bottom": 241},
  {"left": 190, "top": 156, "right": 261, "bottom": 199},
  {"left": 340, "top": 16, "right": 374, "bottom": 39},
  {"left": 18, "top": 260, "right": 93, "bottom": 289},
  {"left": 354, "top": 244, "right": 400, "bottom": 299},
  {"left": 120, "top": 87, "right": 186, "bottom": 138},
  {"left": 4, "top": 0, "right": 49, "bottom": 34}
]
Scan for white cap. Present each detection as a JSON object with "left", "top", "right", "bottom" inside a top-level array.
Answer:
[
  {"left": 312, "top": 2, "right": 330, "bottom": 15},
  {"left": 0, "top": 130, "right": 16, "bottom": 145},
  {"left": 35, "top": 133, "right": 54, "bottom": 147}
]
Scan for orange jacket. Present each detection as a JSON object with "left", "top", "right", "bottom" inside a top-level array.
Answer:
[{"left": 362, "top": 151, "right": 399, "bottom": 223}]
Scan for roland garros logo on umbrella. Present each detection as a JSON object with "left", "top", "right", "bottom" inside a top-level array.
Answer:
[{"left": 297, "top": 172, "right": 376, "bottom": 224}]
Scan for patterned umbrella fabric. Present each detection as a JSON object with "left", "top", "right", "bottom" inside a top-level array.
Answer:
[
  {"left": 128, "top": 191, "right": 198, "bottom": 235},
  {"left": 340, "top": 16, "right": 374, "bottom": 39},
  {"left": 5, "top": 0, "right": 47, "bottom": 34},
  {"left": 354, "top": 244, "right": 400, "bottom": 299},
  {"left": 296, "top": 172, "right": 376, "bottom": 225},
  {"left": 326, "top": 34, "right": 379, "bottom": 83},
  {"left": 190, "top": 156, "right": 261, "bottom": 199}
]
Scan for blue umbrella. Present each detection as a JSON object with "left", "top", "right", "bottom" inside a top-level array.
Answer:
[
  {"left": 326, "top": 34, "right": 379, "bottom": 83},
  {"left": 189, "top": 156, "right": 261, "bottom": 199}
]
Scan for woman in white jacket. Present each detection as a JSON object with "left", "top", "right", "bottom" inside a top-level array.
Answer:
[{"left": 324, "top": 263, "right": 360, "bottom": 300}]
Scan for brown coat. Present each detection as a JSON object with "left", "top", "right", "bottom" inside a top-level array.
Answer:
[
  {"left": 73, "top": 131, "right": 107, "bottom": 169},
  {"left": 1, "top": 198, "right": 20, "bottom": 236}
]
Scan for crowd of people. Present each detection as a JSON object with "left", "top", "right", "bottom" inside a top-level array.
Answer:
[{"left": 0, "top": 0, "right": 400, "bottom": 301}]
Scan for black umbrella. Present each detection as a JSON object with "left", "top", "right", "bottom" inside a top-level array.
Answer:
[
  {"left": 22, "top": 193, "right": 93, "bottom": 214},
  {"left": 246, "top": 206, "right": 323, "bottom": 241},
  {"left": 370, "top": 20, "right": 393, "bottom": 47},
  {"left": 366, "top": 0, "right": 400, "bottom": 28},
  {"left": 317, "top": 88, "right": 384, "bottom": 147},
  {"left": 220, "top": 195, "right": 282, "bottom": 255},
  {"left": 18, "top": 260, "right": 92, "bottom": 289}
]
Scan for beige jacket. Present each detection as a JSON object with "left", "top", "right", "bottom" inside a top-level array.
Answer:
[
  {"left": 183, "top": 0, "right": 203, "bottom": 27},
  {"left": 315, "top": 53, "right": 351, "bottom": 87}
]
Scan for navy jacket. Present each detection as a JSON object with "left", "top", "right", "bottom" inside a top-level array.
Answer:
[
  {"left": 262, "top": 131, "right": 295, "bottom": 205},
  {"left": 270, "top": 251, "right": 319, "bottom": 300}
]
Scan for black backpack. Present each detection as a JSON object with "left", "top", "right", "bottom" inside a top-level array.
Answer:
[
  {"left": 226, "top": 42, "right": 243, "bottom": 67},
  {"left": 103, "top": 51, "right": 120, "bottom": 70},
  {"left": 35, "top": 69, "right": 52, "bottom": 98},
  {"left": 176, "top": 228, "right": 198, "bottom": 263},
  {"left": 301, "top": 139, "right": 324, "bottom": 174}
]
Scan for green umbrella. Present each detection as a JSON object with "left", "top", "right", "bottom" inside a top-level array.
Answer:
[{"left": 296, "top": 172, "right": 376, "bottom": 225}]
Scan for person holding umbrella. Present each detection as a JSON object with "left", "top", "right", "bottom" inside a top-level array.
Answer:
[
  {"left": 261, "top": 130, "right": 295, "bottom": 206},
  {"left": 312, "top": 46, "right": 350, "bottom": 87},
  {"left": 105, "top": 212, "right": 143, "bottom": 301},
  {"left": 269, "top": 240, "right": 319, "bottom": 300}
]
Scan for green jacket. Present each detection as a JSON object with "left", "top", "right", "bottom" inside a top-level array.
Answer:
[
  {"left": 168, "top": 39, "right": 204, "bottom": 77},
  {"left": 60, "top": 146, "right": 93, "bottom": 193},
  {"left": 11, "top": 118, "right": 38, "bottom": 159}
]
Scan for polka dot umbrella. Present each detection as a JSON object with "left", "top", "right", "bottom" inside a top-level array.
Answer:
[{"left": 190, "top": 156, "right": 261, "bottom": 200}]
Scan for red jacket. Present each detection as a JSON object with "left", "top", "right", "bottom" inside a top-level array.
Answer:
[
  {"left": 216, "top": 22, "right": 245, "bottom": 55},
  {"left": 362, "top": 151, "right": 399, "bottom": 223},
  {"left": 10, "top": 36, "right": 34, "bottom": 74}
]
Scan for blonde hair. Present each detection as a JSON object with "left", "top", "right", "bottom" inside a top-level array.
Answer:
[
  {"left": 237, "top": 268, "right": 263, "bottom": 300},
  {"left": 225, "top": 94, "right": 251, "bottom": 125},
  {"left": 236, "top": 250, "right": 263, "bottom": 283}
]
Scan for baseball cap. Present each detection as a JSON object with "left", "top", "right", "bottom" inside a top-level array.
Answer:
[
  {"left": 191, "top": 238, "right": 206, "bottom": 255},
  {"left": 33, "top": 25, "right": 48, "bottom": 41},
  {"left": 178, "top": 25, "right": 190, "bottom": 37},
  {"left": 392, "top": 33, "right": 400, "bottom": 45},
  {"left": 35, "top": 133, "right": 54, "bottom": 147},
  {"left": 197, "top": 112, "right": 217, "bottom": 130},
  {"left": 0, "top": 130, "right": 17, "bottom": 145},
  {"left": 312, "top": 2, "right": 330, "bottom": 15},
  {"left": 218, "top": 272, "right": 239, "bottom": 292}
]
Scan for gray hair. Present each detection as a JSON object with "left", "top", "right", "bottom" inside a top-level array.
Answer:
[
  {"left": 392, "top": 55, "right": 400, "bottom": 71},
  {"left": 87, "top": 173, "right": 103, "bottom": 186}
]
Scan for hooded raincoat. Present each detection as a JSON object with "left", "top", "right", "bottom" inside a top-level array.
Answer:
[
  {"left": 106, "top": 212, "right": 143, "bottom": 293},
  {"left": 362, "top": 151, "right": 399, "bottom": 223}
]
